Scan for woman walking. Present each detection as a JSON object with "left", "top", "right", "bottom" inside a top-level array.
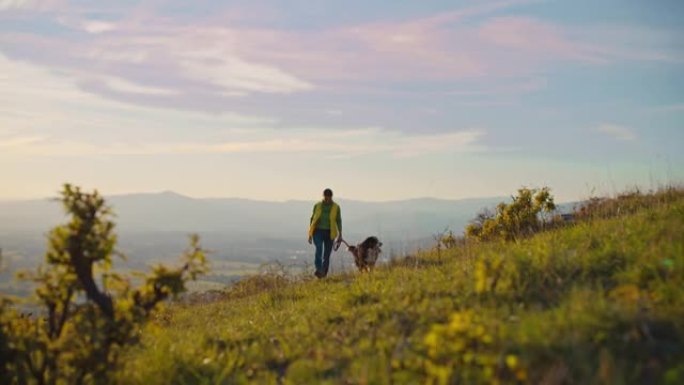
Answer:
[{"left": 308, "top": 188, "right": 342, "bottom": 278}]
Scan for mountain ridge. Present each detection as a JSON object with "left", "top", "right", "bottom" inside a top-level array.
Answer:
[
  {"left": 0, "top": 192, "right": 508, "bottom": 234},
  {"left": 0, "top": 191, "right": 508, "bottom": 205}
]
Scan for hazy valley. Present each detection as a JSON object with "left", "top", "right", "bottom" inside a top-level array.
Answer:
[{"left": 0, "top": 191, "right": 505, "bottom": 295}]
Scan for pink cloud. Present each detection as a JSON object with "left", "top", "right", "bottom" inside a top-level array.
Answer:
[
  {"left": 232, "top": 9, "right": 675, "bottom": 84},
  {"left": 445, "top": 77, "right": 547, "bottom": 96},
  {"left": 0, "top": 0, "right": 679, "bottom": 114},
  {"left": 477, "top": 16, "right": 610, "bottom": 64}
]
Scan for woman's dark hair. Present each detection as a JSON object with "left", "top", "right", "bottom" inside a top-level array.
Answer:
[{"left": 323, "top": 188, "right": 333, "bottom": 197}]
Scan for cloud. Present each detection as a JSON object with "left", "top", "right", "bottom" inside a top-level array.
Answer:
[
  {"left": 232, "top": 7, "right": 679, "bottom": 88},
  {"left": 477, "top": 16, "right": 610, "bottom": 64},
  {"left": 388, "top": 130, "right": 485, "bottom": 158},
  {"left": 103, "top": 76, "right": 179, "bottom": 96},
  {"left": 0, "top": 53, "right": 276, "bottom": 139},
  {"left": 0, "top": 127, "right": 485, "bottom": 158},
  {"left": 168, "top": 31, "right": 315, "bottom": 94},
  {"left": 596, "top": 124, "right": 636, "bottom": 141},
  {"left": 0, "top": 0, "right": 33, "bottom": 10},
  {"left": 0, "top": 25, "right": 315, "bottom": 103},
  {"left": 0, "top": 51, "right": 485, "bottom": 160},
  {"left": 445, "top": 77, "right": 547, "bottom": 96},
  {"left": 0, "top": 135, "right": 46, "bottom": 147},
  {"left": 1, "top": 1, "right": 678, "bottom": 114},
  {"left": 81, "top": 20, "right": 116, "bottom": 34},
  {"left": 0, "top": 0, "right": 63, "bottom": 11},
  {"left": 178, "top": 53, "right": 313, "bottom": 94}
]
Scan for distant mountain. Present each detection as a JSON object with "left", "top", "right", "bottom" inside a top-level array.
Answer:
[
  {"left": 1, "top": 192, "right": 583, "bottom": 292},
  {"left": 0, "top": 192, "right": 505, "bottom": 240},
  {"left": 0, "top": 192, "right": 510, "bottom": 274}
]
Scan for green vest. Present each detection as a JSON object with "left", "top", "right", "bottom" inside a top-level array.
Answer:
[{"left": 309, "top": 201, "right": 340, "bottom": 239}]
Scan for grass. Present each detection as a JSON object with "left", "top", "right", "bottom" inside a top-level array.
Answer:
[{"left": 116, "top": 191, "right": 684, "bottom": 385}]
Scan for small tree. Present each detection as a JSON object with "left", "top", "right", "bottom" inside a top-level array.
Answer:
[
  {"left": 0, "top": 184, "right": 209, "bottom": 384},
  {"left": 464, "top": 208, "right": 495, "bottom": 240},
  {"left": 440, "top": 230, "right": 459, "bottom": 249},
  {"left": 466, "top": 187, "right": 556, "bottom": 242}
]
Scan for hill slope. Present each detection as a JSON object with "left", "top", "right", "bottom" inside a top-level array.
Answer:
[{"left": 118, "top": 196, "right": 684, "bottom": 385}]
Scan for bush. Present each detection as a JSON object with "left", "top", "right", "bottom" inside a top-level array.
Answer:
[
  {"left": 466, "top": 187, "right": 556, "bottom": 242},
  {"left": 0, "top": 184, "right": 209, "bottom": 385}
]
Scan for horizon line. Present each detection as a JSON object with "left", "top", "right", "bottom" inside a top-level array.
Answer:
[{"left": 0, "top": 189, "right": 512, "bottom": 204}]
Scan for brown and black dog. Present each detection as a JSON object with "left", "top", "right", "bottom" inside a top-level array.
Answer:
[{"left": 339, "top": 236, "right": 382, "bottom": 272}]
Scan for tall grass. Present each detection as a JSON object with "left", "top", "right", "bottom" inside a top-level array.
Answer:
[{"left": 117, "top": 189, "right": 684, "bottom": 385}]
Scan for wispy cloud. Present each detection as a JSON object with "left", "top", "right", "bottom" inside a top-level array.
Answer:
[
  {"left": 82, "top": 20, "right": 116, "bottom": 34},
  {"left": 477, "top": 16, "right": 611, "bottom": 64},
  {"left": 0, "top": 128, "right": 485, "bottom": 158},
  {"left": 1, "top": 1, "right": 678, "bottom": 114},
  {"left": 178, "top": 51, "right": 313, "bottom": 94},
  {"left": 0, "top": 0, "right": 35, "bottom": 10},
  {"left": 237, "top": 6, "right": 678, "bottom": 85},
  {"left": 0, "top": 50, "right": 485, "bottom": 159},
  {"left": 57, "top": 18, "right": 118, "bottom": 34},
  {"left": 103, "top": 76, "right": 178, "bottom": 95},
  {"left": 0, "top": 25, "right": 315, "bottom": 104},
  {"left": 445, "top": 77, "right": 547, "bottom": 96},
  {"left": 0, "top": 53, "right": 276, "bottom": 137},
  {"left": 596, "top": 123, "right": 636, "bottom": 141},
  {"left": 0, "top": 0, "right": 63, "bottom": 11},
  {"left": 0, "top": 135, "right": 46, "bottom": 147}
]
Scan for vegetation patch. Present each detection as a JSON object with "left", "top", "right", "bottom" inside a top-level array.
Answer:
[{"left": 2, "top": 186, "right": 683, "bottom": 384}]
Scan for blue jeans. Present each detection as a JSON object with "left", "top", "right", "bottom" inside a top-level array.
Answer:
[{"left": 313, "top": 229, "right": 333, "bottom": 276}]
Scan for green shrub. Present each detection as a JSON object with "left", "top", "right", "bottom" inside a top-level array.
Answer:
[
  {"left": 466, "top": 187, "right": 556, "bottom": 242},
  {"left": 0, "top": 184, "right": 209, "bottom": 385}
]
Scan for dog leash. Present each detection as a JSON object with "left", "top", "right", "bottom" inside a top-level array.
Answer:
[{"left": 334, "top": 237, "right": 350, "bottom": 251}]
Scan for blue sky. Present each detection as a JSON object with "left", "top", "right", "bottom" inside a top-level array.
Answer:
[{"left": 0, "top": 0, "right": 682, "bottom": 202}]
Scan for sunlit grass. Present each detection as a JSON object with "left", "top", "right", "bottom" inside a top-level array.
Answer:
[{"left": 117, "top": 192, "right": 684, "bottom": 384}]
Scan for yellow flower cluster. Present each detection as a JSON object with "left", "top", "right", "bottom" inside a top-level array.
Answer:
[
  {"left": 475, "top": 257, "right": 504, "bottom": 294},
  {"left": 424, "top": 310, "right": 527, "bottom": 385}
]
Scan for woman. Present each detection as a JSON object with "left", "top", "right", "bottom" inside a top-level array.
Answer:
[{"left": 308, "top": 188, "right": 342, "bottom": 278}]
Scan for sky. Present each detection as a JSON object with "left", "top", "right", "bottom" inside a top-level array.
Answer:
[{"left": 0, "top": 0, "right": 682, "bottom": 202}]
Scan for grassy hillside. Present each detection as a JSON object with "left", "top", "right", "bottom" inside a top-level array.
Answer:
[{"left": 117, "top": 193, "right": 684, "bottom": 385}]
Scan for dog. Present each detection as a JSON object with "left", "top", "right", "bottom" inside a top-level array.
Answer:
[{"left": 339, "top": 236, "right": 382, "bottom": 272}]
